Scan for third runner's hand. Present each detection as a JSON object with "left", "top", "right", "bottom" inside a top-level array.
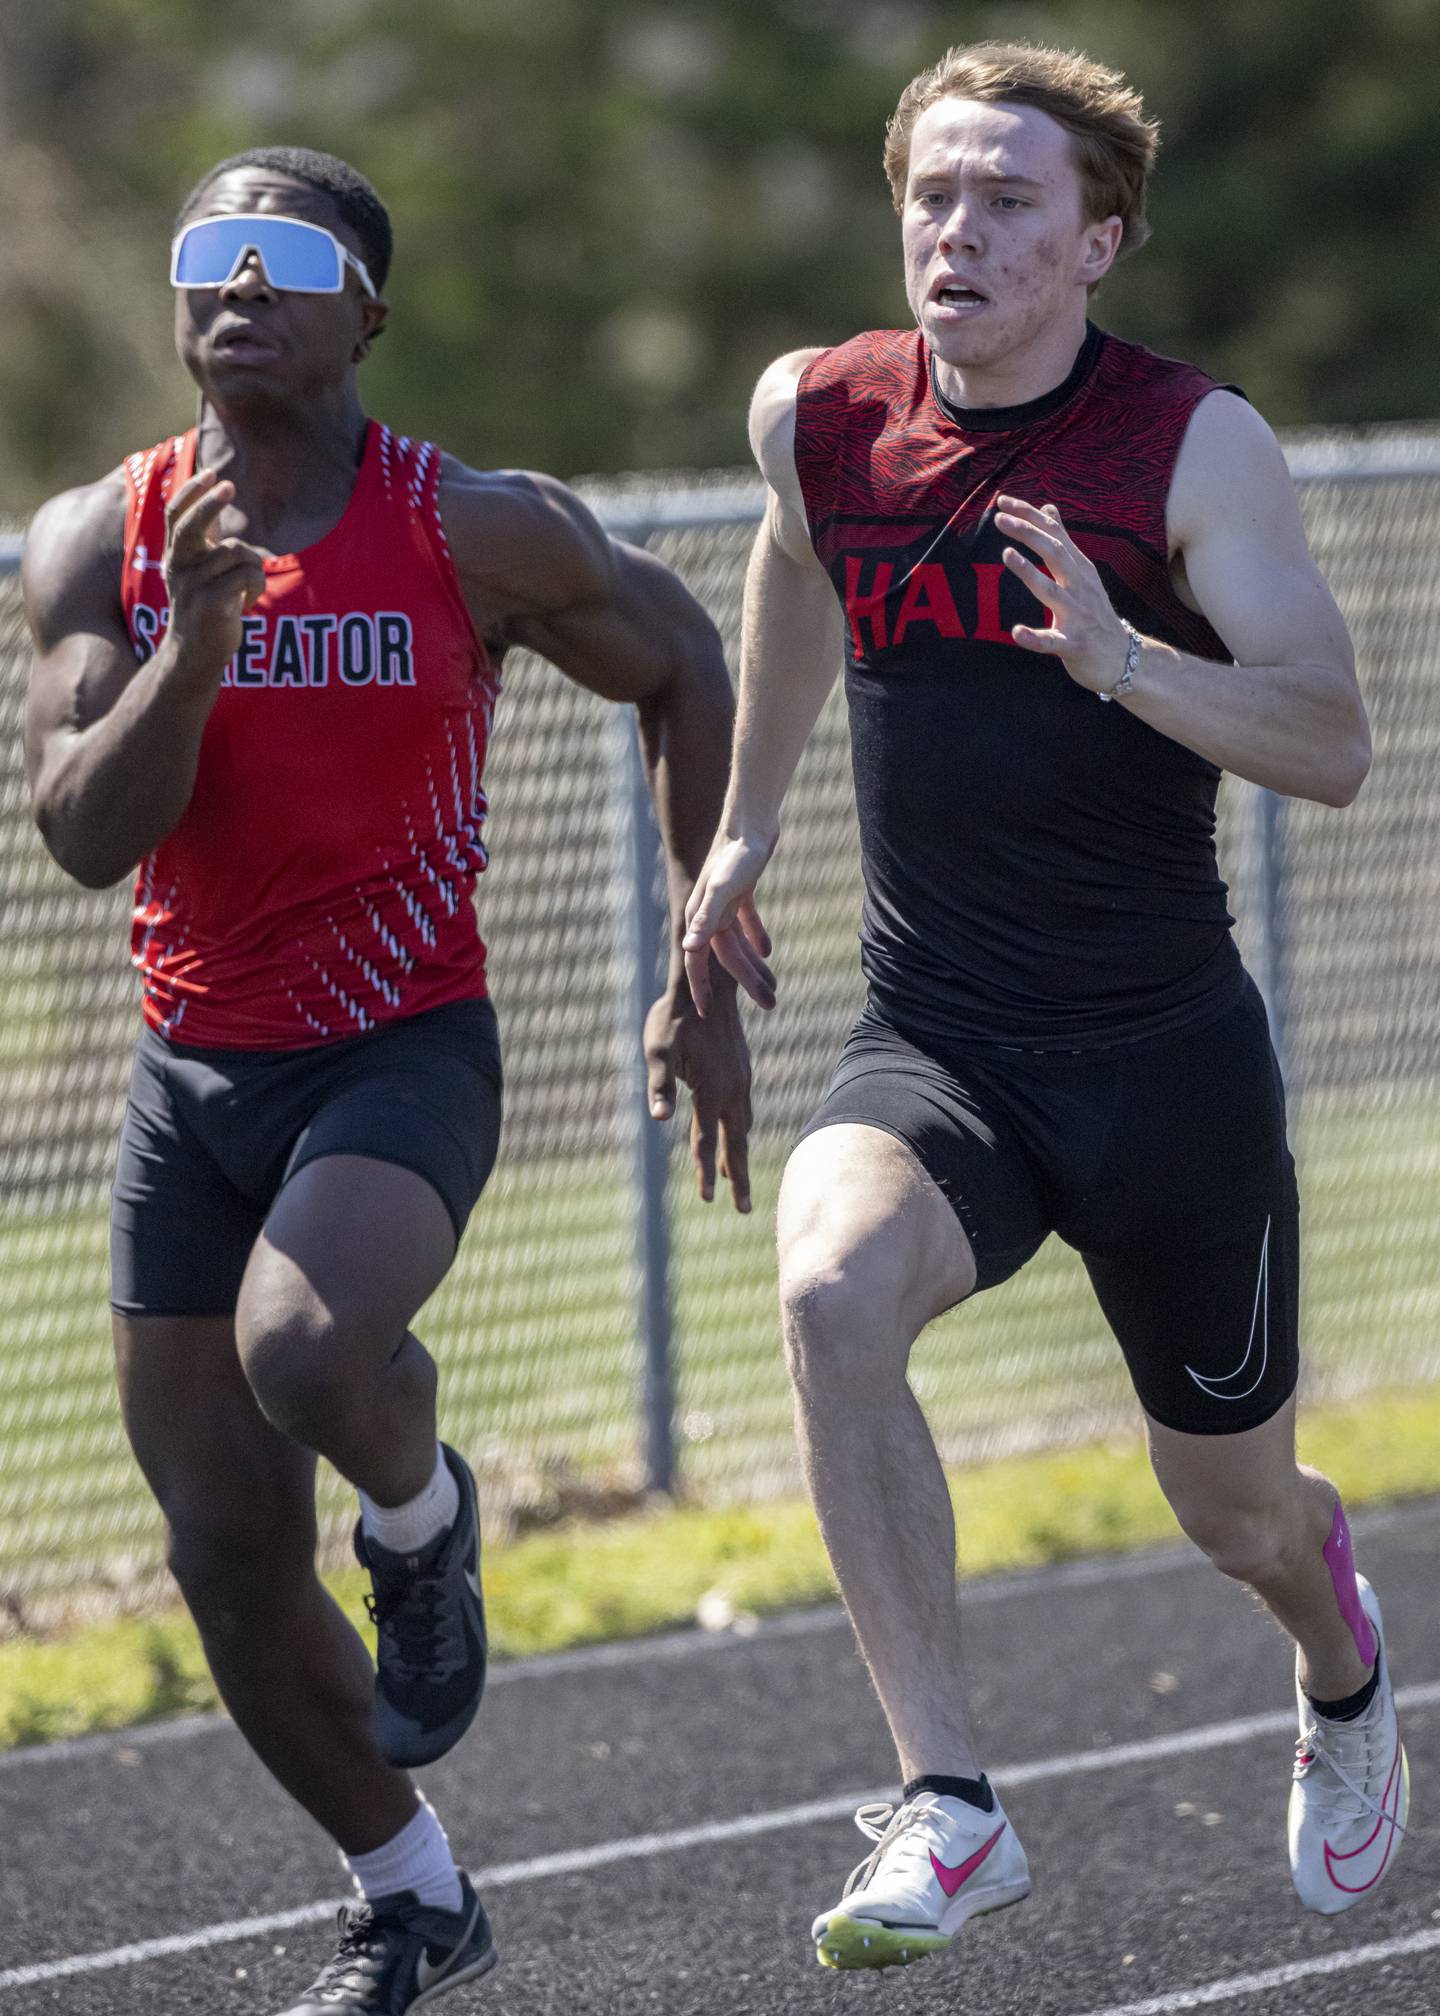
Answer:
[
  {"left": 644, "top": 982, "right": 754, "bottom": 1211},
  {"left": 681, "top": 835, "right": 777, "bottom": 1016},
  {"left": 995, "top": 495, "right": 1135, "bottom": 694},
  {"left": 163, "top": 469, "right": 267, "bottom": 683}
]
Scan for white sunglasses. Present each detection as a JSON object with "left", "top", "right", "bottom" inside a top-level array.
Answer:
[{"left": 170, "top": 213, "right": 378, "bottom": 298}]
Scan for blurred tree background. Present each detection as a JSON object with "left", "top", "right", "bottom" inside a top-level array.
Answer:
[{"left": 2, "top": 0, "right": 1437, "bottom": 511}]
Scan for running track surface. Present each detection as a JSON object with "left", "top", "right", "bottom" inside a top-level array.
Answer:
[{"left": 2, "top": 1504, "right": 1437, "bottom": 2015}]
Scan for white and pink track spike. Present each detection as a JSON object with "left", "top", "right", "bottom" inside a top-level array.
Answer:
[
  {"left": 812, "top": 1788, "right": 1030, "bottom": 1971},
  {"left": 1289, "top": 1575, "right": 1409, "bottom": 1913}
]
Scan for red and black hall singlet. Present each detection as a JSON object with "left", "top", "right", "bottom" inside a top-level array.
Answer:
[
  {"left": 120, "top": 423, "right": 497, "bottom": 1049},
  {"left": 794, "top": 322, "right": 1244, "bottom": 1049}
]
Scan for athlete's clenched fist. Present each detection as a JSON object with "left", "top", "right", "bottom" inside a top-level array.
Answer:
[{"left": 163, "top": 468, "right": 267, "bottom": 678}]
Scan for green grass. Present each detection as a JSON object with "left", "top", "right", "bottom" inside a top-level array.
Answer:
[
  {"left": 1, "top": 1081, "right": 1437, "bottom": 1608},
  {"left": 1, "top": 1381, "right": 1437, "bottom": 1750}
]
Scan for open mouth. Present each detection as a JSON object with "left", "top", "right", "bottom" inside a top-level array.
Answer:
[
  {"left": 213, "top": 326, "right": 281, "bottom": 362},
  {"left": 933, "top": 284, "right": 987, "bottom": 310}
]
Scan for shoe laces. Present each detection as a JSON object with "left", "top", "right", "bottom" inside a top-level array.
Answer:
[
  {"left": 1294, "top": 1706, "right": 1407, "bottom": 1836},
  {"left": 364, "top": 1560, "right": 462, "bottom": 1682},
  {"left": 842, "top": 1798, "right": 945, "bottom": 1899},
  {"left": 305, "top": 1903, "right": 394, "bottom": 1999}
]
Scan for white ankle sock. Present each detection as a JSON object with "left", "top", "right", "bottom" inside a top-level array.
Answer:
[
  {"left": 359, "top": 1445, "right": 460, "bottom": 1555},
  {"left": 344, "top": 1795, "right": 464, "bottom": 1912}
]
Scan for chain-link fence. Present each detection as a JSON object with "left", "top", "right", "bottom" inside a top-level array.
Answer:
[{"left": 2, "top": 428, "right": 1438, "bottom": 1624}]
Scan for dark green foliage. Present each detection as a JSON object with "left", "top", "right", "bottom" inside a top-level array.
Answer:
[{"left": 2, "top": 0, "right": 1437, "bottom": 507}]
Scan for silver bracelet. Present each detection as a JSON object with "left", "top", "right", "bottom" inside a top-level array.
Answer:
[{"left": 1098, "top": 620, "right": 1142, "bottom": 702}]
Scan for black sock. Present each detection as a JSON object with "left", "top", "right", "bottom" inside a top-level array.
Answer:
[
  {"left": 1306, "top": 1660, "right": 1380, "bottom": 1723},
  {"left": 903, "top": 1772, "right": 995, "bottom": 1813}
]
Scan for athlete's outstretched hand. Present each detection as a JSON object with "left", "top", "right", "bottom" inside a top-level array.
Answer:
[
  {"left": 163, "top": 468, "right": 267, "bottom": 680},
  {"left": 681, "top": 836, "right": 777, "bottom": 1017},
  {"left": 995, "top": 496, "right": 1132, "bottom": 694},
  {"left": 643, "top": 983, "right": 754, "bottom": 1211}
]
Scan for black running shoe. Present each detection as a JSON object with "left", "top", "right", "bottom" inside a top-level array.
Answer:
[
  {"left": 355, "top": 1444, "right": 488, "bottom": 1768},
  {"left": 275, "top": 1875, "right": 497, "bottom": 2013}
]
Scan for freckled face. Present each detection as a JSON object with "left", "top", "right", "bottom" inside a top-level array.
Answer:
[{"left": 901, "top": 97, "right": 1119, "bottom": 375}]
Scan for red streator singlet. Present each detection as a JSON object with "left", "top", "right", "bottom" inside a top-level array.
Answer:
[
  {"left": 120, "top": 424, "right": 497, "bottom": 1048},
  {"left": 794, "top": 323, "right": 1244, "bottom": 1049}
]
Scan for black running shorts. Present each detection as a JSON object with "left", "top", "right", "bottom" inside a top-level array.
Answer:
[
  {"left": 798, "top": 974, "right": 1298, "bottom": 1436},
  {"left": 111, "top": 997, "right": 502, "bottom": 1318}
]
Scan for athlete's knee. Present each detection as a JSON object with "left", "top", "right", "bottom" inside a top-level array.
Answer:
[
  {"left": 237, "top": 1298, "right": 340, "bottom": 1439},
  {"left": 164, "top": 1495, "right": 317, "bottom": 1638},
  {"left": 778, "top": 1132, "right": 974, "bottom": 1379},
  {"left": 1167, "top": 1485, "right": 1307, "bottom": 1588},
  {"left": 780, "top": 1249, "right": 861, "bottom": 1359},
  {"left": 237, "top": 1268, "right": 424, "bottom": 1444},
  {"left": 778, "top": 1235, "right": 910, "bottom": 1394},
  {"left": 240, "top": 1302, "right": 397, "bottom": 1450}
]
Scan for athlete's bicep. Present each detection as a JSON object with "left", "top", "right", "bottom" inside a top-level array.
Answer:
[
  {"left": 439, "top": 465, "right": 617, "bottom": 633},
  {"left": 1169, "top": 393, "right": 1354, "bottom": 678},
  {"left": 441, "top": 463, "right": 720, "bottom": 702},
  {"left": 509, "top": 540, "right": 719, "bottom": 704},
  {"left": 21, "top": 478, "right": 137, "bottom": 793}
]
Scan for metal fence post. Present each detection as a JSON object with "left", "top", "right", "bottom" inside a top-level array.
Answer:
[
  {"left": 615, "top": 659, "right": 677, "bottom": 1498},
  {"left": 1253, "top": 784, "right": 1291, "bottom": 1093}
]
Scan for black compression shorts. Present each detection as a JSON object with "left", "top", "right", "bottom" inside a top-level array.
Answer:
[
  {"left": 111, "top": 997, "right": 502, "bottom": 1318},
  {"left": 798, "top": 974, "right": 1298, "bottom": 1437}
]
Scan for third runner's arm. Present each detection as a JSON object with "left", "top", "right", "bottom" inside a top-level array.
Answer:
[
  {"left": 682, "top": 349, "right": 843, "bottom": 1015},
  {"left": 440, "top": 464, "right": 753, "bottom": 1208},
  {"left": 994, "top": 391, "right": 1371, "bottom": 806}
]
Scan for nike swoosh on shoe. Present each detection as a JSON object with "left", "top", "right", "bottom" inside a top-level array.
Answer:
[
  {"left": 416, "top": 1945, "right": 461, "bottom": 1995},
  {"left": 416, "top": 1950, "right": 449, "bottom": 1994},
  {"left": 1322, "top": 1741, "right": 1407, "bottom": 1894},
  {"left": 930, "top": 1821, "right": 1008, "bottom": 1899}
]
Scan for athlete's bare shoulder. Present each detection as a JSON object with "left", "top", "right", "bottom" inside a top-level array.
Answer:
[
  {"left": 432, "top": 455, "right": 723, "bottom": 704},
  {"left": 22, "top": 470, "right": 128, "bottom": 644},
  {"left": 1168, "top": 389, "right": 1295, "bottom": 552},
  {"left": 436, "top": 457, "right": 592, "bottom": 530},
  {"left": 749, "top": 349, "right": 825, "bottom": 492},
  {"left": 1165, "top": 387, "right": 1348, "bottom": 678},
  {"left": 437, "top": 458, "right": 610, "bottom": 576},
  {"left": 750, "top": 349, "right": 826, "bottom": 561},
  {"left": 435, "top": 456, "right": 618, "bottom": 636}
]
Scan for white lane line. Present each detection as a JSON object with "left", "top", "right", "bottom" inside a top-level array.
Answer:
[
  {"left": 4, "top": 1680, "right": 1437, "bottom": 1993},
  {"left": 0, "top": 1713, "right": 223, "bottom": 1772},
  {"left": 0, "top": 1712, "right": 224, "bottom": 1772},
  {"left": 1072, "top": 1928, "right": 1440, "bottom": 2016},
  {"left": 8, "top": 1498, "right": 1434, "bottom": 1772}
]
